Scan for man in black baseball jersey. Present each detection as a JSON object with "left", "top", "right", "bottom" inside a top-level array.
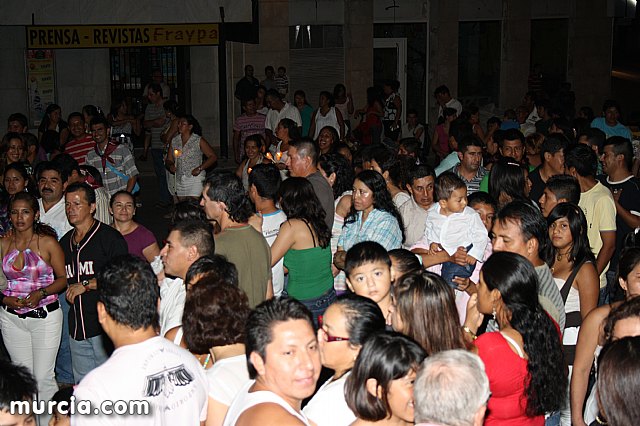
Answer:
[{"left": 60, "top": 182, "right": 128, "bottom": 382}]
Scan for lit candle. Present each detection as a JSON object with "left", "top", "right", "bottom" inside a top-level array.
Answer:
[
  {"left": 248, "top": 167, "right": 252, "bottom": 174},
  {"left": 265, "top": 152, "right": 275, "bottom": 163},
  {"left": 276, "top": 151, "right": 282, "bottom": 161},
  {"left": 174, "top": 149, "right": 181, "bottom": 158}
]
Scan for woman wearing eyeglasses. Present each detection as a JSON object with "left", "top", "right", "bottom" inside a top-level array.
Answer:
[{"left": 303, "top": 294, "right": 386, "bottom": 426}]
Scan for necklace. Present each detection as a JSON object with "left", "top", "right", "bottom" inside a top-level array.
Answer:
[
  {"left": 198, "top": 353, "right": 211, "bottom": 369},
  {"left": 14, "top": 233, "right": 35, "bottom": 253},
  {"left": 556, "top": 248, "right": 572, "bottom": 262}
]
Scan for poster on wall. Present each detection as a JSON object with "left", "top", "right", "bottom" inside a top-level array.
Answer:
[{"left": 25, "top": 49, "right": 56, "bottom": 128}]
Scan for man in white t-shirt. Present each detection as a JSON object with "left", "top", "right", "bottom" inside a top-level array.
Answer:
[
  {"left": 434, "top": 84, "right": 463, "bottom": 119},
  {"left": 264, "top": 89, "right": 302, "bottom": 149},
  {"left": 224, "top": 298, "right": 320, "bottom": 426},
  {"left": 248, "top": 164, "right": 287, "bottom": 297},
  {"left": 74, "top": 255, "right": 208, "bottom": 425},
  {"left": 158, "top": 220, "right": 215, "bottom": 336}
]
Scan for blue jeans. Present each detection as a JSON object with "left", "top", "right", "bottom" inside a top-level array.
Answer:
[
  {"left": 69, "top": 334, "right": 112, "bottom": 383},
  {"left": 440, "top": 244, "right": 474, "bottom": 289},
  {"left": 441, "top": 262, "right": 474, "bottom": 289},
  {"left": 295, "top": 288, "right": 337, "bottom": 328},
  {"left": 545, "top": 411, "right": 561, "bottom": 426},
  {"left": 55, "top": 297, "right": 74, "bottom": 384},
  {"left": 151, "top": 148, "right": 171, "bottom": 204}
]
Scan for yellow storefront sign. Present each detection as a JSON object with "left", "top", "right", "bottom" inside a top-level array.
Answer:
[{"left": 26, "top": 24, "right": 219, "bottom": 49}]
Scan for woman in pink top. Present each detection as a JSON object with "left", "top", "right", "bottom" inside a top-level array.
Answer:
[
  {"left": 466, "top": 251, "right": 566, "bottom": 425},
  {"left": 0, "top": 192, "right": 66, "bottom": 407},
  {"left": 432, "top": 107, "right": 457, "bottom": 161}
]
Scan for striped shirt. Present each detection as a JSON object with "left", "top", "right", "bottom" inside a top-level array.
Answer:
[
  {"left": 449, "top": 165, "right": 487, "bottom": 195},
  {"left": 65, "top": 135, "right": 95, "bottom": 165}
]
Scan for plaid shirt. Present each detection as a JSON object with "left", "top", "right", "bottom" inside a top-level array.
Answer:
[
  {"left": 338, "top": 209, "right": 402, "bottom": 251},
  {"left": 85, "top": 143, "right": 139, "bottom": 197}
]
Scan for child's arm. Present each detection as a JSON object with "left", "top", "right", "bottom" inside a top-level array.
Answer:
[{"left": 467, "top": 211, "right": 490, "bottom": 262}]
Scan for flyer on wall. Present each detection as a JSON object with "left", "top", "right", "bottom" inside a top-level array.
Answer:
[{"left": 25, "top": 49, "right": 56, "bottom": 128}]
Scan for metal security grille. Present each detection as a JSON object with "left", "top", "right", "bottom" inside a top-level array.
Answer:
[{"left": 109, "top": 47, "right": 180, "bottom": 115}]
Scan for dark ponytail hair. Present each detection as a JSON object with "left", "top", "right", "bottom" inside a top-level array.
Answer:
[{"left": 482, "top": 251, "right": 566, "bottom": 416}]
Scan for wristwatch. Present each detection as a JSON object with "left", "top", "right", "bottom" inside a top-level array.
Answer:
[{"left": 81, "top": 280, "right": 90, "bottom": 287}]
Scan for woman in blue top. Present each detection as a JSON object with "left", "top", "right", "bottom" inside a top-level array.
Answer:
[{"left": 334, "top": 170, "right": 404, "bottom": 271}]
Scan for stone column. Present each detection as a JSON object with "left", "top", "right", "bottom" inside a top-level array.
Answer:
[{"left": 343, "top": 0, "right": 373, "bottom": 113}]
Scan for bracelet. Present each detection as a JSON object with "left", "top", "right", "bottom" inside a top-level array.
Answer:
[
  {"left": 463, "top": 326, "right": 477, "bottom": 340},
  {"left": 40, "top": 288, "right": 48, "bottom": 298}
]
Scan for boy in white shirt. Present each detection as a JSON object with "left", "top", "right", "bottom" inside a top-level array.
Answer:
[{"left": 424, "top": 172, "right": 488, "bottom": 287}]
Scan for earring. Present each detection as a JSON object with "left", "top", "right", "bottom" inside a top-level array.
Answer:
[{"left": 492, "top": 306, "right": 497, "bottom": 321}]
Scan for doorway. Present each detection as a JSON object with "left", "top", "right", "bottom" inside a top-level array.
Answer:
[{"left": 374, "top": 37, "right": 407, "bottom": 125}]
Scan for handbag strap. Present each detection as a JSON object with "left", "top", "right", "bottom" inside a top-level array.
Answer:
[{"left": 560, "top": 258, "right": 587, "bottom": 304}]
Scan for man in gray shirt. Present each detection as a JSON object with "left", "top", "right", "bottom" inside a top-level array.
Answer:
[{"left": 285, "top": 138, "right": 335, "bottom": 229}]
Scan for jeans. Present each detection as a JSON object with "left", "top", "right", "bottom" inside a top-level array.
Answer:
[
  {"left": 69, "top": 334, "right": 112, "bottom": 383},
  {"left": 55, "top": 296, "right": 74, "bottom": 384},
  {"left": 295, "top": 288, "right": 337, "bottom": 328},
  {"left": 151, "top": 148, "right": 171, "bottom": 204},
  {"left": 545, "top": 411, "right": 561, "bottom": 426},
  {"left": 441, "top": 261, "right": 474, "bottom": 288},
  {"left": 440, "top": 244, "right": 474, "bottom": 289},
  {"left": 0, "top": 307, "right": 62, "bottom": 404}
]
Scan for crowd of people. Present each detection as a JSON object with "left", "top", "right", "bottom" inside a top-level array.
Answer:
[{"left": 1, "top": 67, "right": 640, "bottom": 426}]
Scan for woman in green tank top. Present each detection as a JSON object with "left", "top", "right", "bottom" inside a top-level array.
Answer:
[{"left": 270, "top": 177, "right": 336, "bottom": 324}]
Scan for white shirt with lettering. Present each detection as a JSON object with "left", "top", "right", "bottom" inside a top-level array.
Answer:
[{"left": 73, "top": 336, "right": 208, "bottom": 425}]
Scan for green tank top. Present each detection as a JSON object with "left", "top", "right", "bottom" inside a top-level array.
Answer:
[{"left": 284, "top": 245, "right": 334, "bottom": 300}]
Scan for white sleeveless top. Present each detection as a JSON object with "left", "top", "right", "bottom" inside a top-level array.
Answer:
[
  {"left": 223, "top": 380, "right": 312, "bottom": 426},
  {"left": 313, "top": 107, "right": 340, "bottom": 139}
]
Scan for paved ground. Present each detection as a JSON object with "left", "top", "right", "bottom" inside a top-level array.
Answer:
[{"left": 133, "top": 151, "right": 236, "bottom": 244}]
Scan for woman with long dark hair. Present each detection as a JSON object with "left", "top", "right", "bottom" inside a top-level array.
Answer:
[
  {"left": 165, "top": 114, "right": 217, "bottom": 200},
  {"left": 270, "top": 118, "right": 300, "bottom": 176},
  {"left": 317, "top": 125, "right": 340, "bottom": 156},
  {"left": 304, "top": 294, "right": 386, "bottom": 425},
  {"left": 345, "top": 331, "right": 426, "bottom": 426},
  {"left": 389, "top": 271, "right": 469, "bottom": 354},
  {"left": 270, "top": 177, "right": 335, "bottom": 323},
  {"left": 596, "top": 336, "right": 640, "bottom": 426},
  {"left": 468, "top": 251, "right": 566, "bottom": 425},
  {"left": 0, "top": 192, "right": 66, "bottom": 409},
  {"left": 334, "top": 170, "right": 403, "bottom": 274},
  {"left": 548, "top": 203, "right": 599, "bottom": 359},
  {"left": 37, "top": 104, "right": 69, "bottom": 152},
  {"left": 548, "top": 202, "right": 599, "bottom": 425},
  {"left": 489, "top": 156, "right": 533, "bottom": 210}
]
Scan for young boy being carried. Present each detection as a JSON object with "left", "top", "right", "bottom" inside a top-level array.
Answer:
[{"left": 419, "top": 172, "right": 488, "bottom": 288}]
